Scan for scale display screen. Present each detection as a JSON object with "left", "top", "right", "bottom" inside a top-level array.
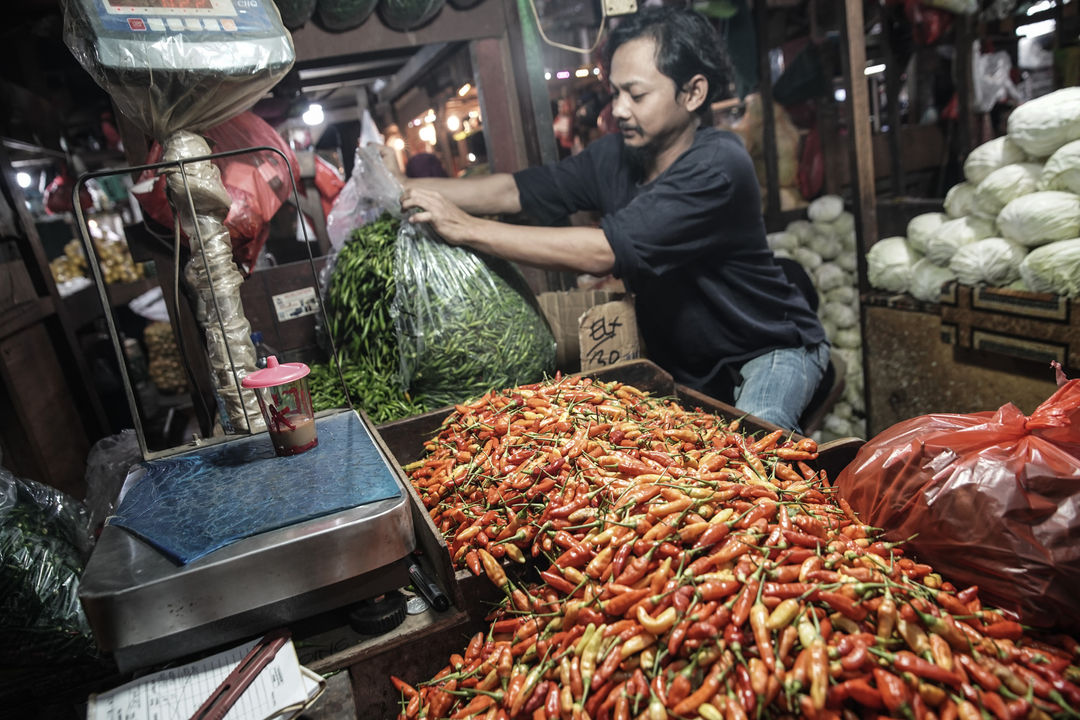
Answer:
[{"left": 103, "top": 0, "right": 236, "bottom": 15}]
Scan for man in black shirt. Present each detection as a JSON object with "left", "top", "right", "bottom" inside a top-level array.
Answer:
[{"left": 384, "top": 6, "right": 827, "bottom": 431}]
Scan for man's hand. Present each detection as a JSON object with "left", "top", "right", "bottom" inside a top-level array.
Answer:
[
  {"left": 375, "top": 144, "right": 406, "bottom": 184},
  {"left": 400, "top": 187, "right": 479, "bottom": 246}
]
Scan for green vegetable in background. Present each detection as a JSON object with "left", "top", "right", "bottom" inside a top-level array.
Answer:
[
  {"left": 392, "top": 224, "right": 556, "bottom": 409},
  {"left": 378, "top": 0, "right": 445, "bottom": 31},
  {"left": 315, "top": 0, "right": 378, "bottom": 31}
]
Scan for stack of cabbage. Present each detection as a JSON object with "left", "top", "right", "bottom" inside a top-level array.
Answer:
[
  {"left": 866, "top": 87, "right": 1080, "bottom": 298},
  {"left": 768, "top": 194, "right": 866, "bottom": 442}
]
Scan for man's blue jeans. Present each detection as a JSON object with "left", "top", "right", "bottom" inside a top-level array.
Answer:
[{"left": 732, "top": 342, "right": 830, "bottom": 433}]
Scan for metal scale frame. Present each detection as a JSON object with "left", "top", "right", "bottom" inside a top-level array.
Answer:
[{"left": 72, "top": 147, "right": 445, "bottom": 674}]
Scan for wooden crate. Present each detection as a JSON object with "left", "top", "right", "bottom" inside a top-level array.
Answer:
[{"left": 940, "top": 283, "right": 1080, "bottom": 371}]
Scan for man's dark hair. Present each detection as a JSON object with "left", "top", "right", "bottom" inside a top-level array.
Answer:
[{"left": 602, "top": 6, "right": 732, "bottom": 119}]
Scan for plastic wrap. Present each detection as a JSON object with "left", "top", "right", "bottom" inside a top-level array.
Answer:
[
  {"left": 325, "top": 148, "right": 385, "bottom": 250},
  {"left": 165, "top": 132, "right": 264, "bottom": 432},
  {"left": 62, "top": 0, "right": 294, "bottom": 141},
  {"left": 836, "top": 367, "right": 1080, "bottom": 632},
  {"left": 0, "top": 467, "right": 96, "bottom": 667},
  {"left": 133, "top": 112, "right": 300, "bottom": 273}
]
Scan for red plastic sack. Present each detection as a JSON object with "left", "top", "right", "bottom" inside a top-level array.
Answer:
[
  {"left": 133, "top": 112, "right": 299, "bottom": 273},
  {"left": 836, "top": 365, "right": 1080, "bottom": 632}
]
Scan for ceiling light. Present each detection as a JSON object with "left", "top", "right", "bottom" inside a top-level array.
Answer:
[
  {"left": 302, "top": 103, "right": 324, "bottom": 126},
  {"left": 593, "top": 67, "right": 601, "bottom": 76},
  {"left": 16, "top": 172, "right": 32, "bottom": 189},
  {"left": 556, "top": 71, "right": 570, "bottom": 80},
  {"left": 458, "top": 83, "right": 472, "bottom": 97},
  {"left": 418, "top": 124, "right": 437, "bottom": 145},
  {"left": 424, "top": 110, "right": 437, "bottom": 123},
  {"left": 834, "top": 88, "right": 847, "bottom": 102},
  {"left": 447, "top": 115, "right": 461, "bottom": 132},
  {"left": 1016, "top": 18, "right": 1055, "bottom": 36},
  {"left": 390, "top": 137, "right": 405, "bottom": 150},
  {"left": 544, "top": 72, "right": 552, "bottom": 80},
  {"left": 864, "top": 63, "right": 886, "bottom": 76},
  {"left": 467, "top": 153, "right": 477, "bottom": 162},
  {"left": 575, "top": 68, "right": 589, "bottom": 78},
  {"left": 1027, "top": 0, "right": 1054, "bottom": 14}
]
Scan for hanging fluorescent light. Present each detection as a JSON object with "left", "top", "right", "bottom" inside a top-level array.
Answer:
[
  {"left": 556, "top": 70, "right": 571, "bottom": 79},
  {"left": 458, "top": 83, "right": 472, "bottom": 97},
  {"left": 1027, "top": 0, "right": 1055, "bottom": 15},
  {"left": 575, "top": 68, "right": 590, "bottom": 78},
  {"left": 864, "top": 63, "right": 886, "bottom": 76},
  {"left": 302, "top": 103, "right": 324, "bottom": 126},
  {"left": 1016, "top": 18, "right": 1055, "bottom": 36}
]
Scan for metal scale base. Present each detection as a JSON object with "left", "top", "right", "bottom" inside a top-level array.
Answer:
[{"left": 79, "top": 410, "right": 416, "bottom": 672}]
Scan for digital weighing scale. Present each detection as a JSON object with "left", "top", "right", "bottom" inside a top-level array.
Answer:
[{"left": 65, "top": 0, "right": 430, "bottom": 672}]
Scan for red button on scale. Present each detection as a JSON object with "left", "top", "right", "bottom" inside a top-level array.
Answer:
[{"left": 127, "top": 18, "right": 147, "bottom": 31}]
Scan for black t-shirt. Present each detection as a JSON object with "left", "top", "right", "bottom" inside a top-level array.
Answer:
[{"left": 514, "top": 127, "right": 826, "bottom": 399}]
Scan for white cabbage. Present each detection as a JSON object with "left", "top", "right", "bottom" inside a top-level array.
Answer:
[
  {"left": 808, "top": 233, "right": 843, "bottom": 261},
  {"left": 1039, "top": 139, "right": 1080, "bottom": 194},
  {"left": 906, "top": 212, "right": 949, "bottom": 254},
  {"left": 1018, "top": 238, "right": 1080, "bottom": 296},
  {"left": 944, "top": 182, "right": 978, "bottom": 218},
  {"left": 866, "top": 236, "right": 916, "bottom": 292},
  {"left": 925, "top": 216, "right": 995, "bottom": 265},
  {"left": 814, "top": 262, "right": 847, "bottom": 292},
  {"left": 808, "top": 195, "right": 845, "bottom": 223},
  {"left": 996, "top": 191, "right": 1080, "bottom": 246},
  {"left": 963, "top": 136, "right": 1027, "bottom": 185},
  {"left": 973, "top": 163, "right": 1043, "bottom": 218},
  {"left": 948, "top": 237, "right": 1027, "bottom": 286},
  {"left": 831, "top": 401, "right": 853, "bottom": 421},
  {"left": 822, "top": 302, "right": 858, "bottom": 329},
  {"left": 821, "top": 319, "right": 838, "bottom": 341},
  {"left": 772, "top": 248, "right": 792, "bottom": 260},
  {"left": 826, "top": 285, "right": 857, "bottom": 305},
  {"left": 823, "top": 414, "right": 854, "bottom": 438},
  {"left": 767, "top": 231, "right": 799, "bottom": 252},
  {"left": 785, "top": 219, "right": 815, "bottom": 244},
  {"left": 833, "top": 328, "right": 862, "bottom": 349},
  {"left": 792, "top": 247, "right": 823, "bottom": 270},
  {"left": 836, "top": 251, "right": 858, "bottom": 273},
  {"left": 909, "top": 258, "right": 957, "bottom": 303},
  {"left": 1007, "top": 87, "right": 1080, "bottom": 158}
]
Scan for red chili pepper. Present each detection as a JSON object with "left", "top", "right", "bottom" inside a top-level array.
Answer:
[
  {"left": 730, "top": 579, "right": 760, "bottom": 628},
  {"left": 874, "top": 667, "right": 912, "bottom": 716},
  {"left": 956, "top": 653, "right": 1001, "bottom": 692},
  {"left": 694, "top": 522, "right": 732, "bottom": 550},
  {"left": 667, "top": 672, "right": 693, "bottom": 710},
  {"left": 600, "top": 587, "right": 651, "bottom": 618},
  {"left": 540, "top": 570, "right": 578, "bottom": 598},
  {"left": 750, "top": 602, "right": 775, "bottom": 672},
  {"left": 818, "top": 590, "right": 869, "bottom": 622},
  {"left": 894, "top": 650, "right": 963, "bottom": 687},
  {"left": 981, "top": 620, "right": 1024, "bottom": 640}
]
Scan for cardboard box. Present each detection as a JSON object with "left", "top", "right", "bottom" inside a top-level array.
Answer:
[{"left": 536, "top": 290, "right": 630, "bottom": 371}]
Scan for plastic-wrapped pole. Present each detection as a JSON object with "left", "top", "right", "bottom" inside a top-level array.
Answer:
[{"left": 163, "top": 131, "right": 264, "bottom": 432}]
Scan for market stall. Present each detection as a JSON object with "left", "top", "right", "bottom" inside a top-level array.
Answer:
[{"left": 1, "top": 0, "right": 1080, "bottom": 718}]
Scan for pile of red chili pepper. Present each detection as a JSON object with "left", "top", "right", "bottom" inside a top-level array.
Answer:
[{"left": 394, "top": 374, "right": 1080, "bottom": 720}]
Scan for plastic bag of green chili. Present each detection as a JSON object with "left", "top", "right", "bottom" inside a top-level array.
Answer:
[
  {"left": 0, "top": 468, "right": 98, "bottom": 668},
  {"left": 391, "top": 220, "right": 556, "bottom": 408}
]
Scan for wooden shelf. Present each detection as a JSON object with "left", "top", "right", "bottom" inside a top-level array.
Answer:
[
  {"left": 62, "top": 278, "right": 156, "bottom": 330},
  {"left": 0, "top": 296, "right": 54, "bottom": 339}
]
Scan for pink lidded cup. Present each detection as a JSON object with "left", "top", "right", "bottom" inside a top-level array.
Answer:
[{"left": 241, "top": 356, "right": 318, "bottom": 456}]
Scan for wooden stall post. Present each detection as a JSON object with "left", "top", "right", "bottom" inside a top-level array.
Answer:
[{"left": 754, "top": 0, "right": 781, "bottom": 225}]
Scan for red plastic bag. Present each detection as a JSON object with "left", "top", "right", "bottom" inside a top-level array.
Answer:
[
  {"left": 133, "top": 112, "right": 299, "bottom": 273},
  {"left": 836, "top": 364, "right": 1080, "bottom": 632}
]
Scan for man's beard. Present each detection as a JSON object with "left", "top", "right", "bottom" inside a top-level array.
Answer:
[{"left": 619, "top": 132, "right": 658, "bottom": 183}]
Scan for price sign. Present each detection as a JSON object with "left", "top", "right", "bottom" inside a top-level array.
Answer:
[{"left": 578, "top": 300, "right": 641, "bottom": 372}]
